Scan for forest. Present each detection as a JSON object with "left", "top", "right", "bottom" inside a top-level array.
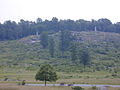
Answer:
[{"left": 0, "top": 17, "right": 120, "bottom": 40}]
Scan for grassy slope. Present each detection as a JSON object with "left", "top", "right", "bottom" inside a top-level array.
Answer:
[
  {"left": 0, "top": 31, "right": 120, "bottom": 85},
  {"left": 0, "top": 31, "right": 120, "bottom": 69}
]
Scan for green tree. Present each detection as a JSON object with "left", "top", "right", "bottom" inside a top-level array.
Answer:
[
  {"left": 40, "top": 32, "right": 48, "bottom": 48},
  {"left": 97, "top": 18, "right": 112, "bottom": 32},
  {"left": 36, "top": 18, "right": 42, "bottom": 23},
  {"left": 80, "top": 48, "right": 90, "bottom": 68},
  {"left": 35, "top": 64, "right": 58, "bottom": 86},
  {"left": 59, "top": 30, "right": 73, "bottom": 56},
  {"left": 49, "top": 38, "right": 55, "bottom": 57},
  {"left": 70, "top": 42, "right": 78, "bottom": 64},
  {"left": 51, "top": 17, "right": 59, "bottom": 31}
]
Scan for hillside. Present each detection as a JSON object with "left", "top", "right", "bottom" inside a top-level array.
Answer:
[{"left": 0, "top": 31, "right": 120, "bottom": 72}]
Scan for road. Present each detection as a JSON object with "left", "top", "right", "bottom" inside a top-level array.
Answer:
[{"left": 26, "top": 83, "right": 120, "bottom": 88}]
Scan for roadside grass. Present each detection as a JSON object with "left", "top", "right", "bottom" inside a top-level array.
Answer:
[
  {"left": 57, "top": 78, "right": 120, "bottom": 85},
  {"left": 85, "top": 86, "right": 120, "bottom": 90},
  {"left": 0, "top": 84, "right": 72, "bottom": 90}
]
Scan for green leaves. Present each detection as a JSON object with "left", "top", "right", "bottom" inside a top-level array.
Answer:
[{"left": 35, "top": 64, "right": 58, "bottom": 82}]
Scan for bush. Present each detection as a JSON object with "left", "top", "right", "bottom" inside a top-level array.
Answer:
[
  {"left": 22, "top": 80, "right": 26, "bottom": 85},
  {"left": 111, "top": 73, "right": 117, "bottom": 76},
  {"left": 111, "top": 73, "right": 120, "bottom": 78},
  {"left": 72, "top": 86, "right": 84, "bottom": 90},
  {"left": 4, "top": 77, "right": 8, "bottom": 81},
  {"left": 105, "top": 75, "right": 110, "bottom": 78},
  {"left": 91, "top": 86, "right": 97, "bottom": 90}
]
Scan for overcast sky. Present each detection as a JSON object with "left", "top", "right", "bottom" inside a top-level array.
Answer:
[{"left": 0, "top": 0, "right": 120, "bottom": 23}]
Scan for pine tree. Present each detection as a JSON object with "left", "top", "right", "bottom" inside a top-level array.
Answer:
[
  {"left": 70, "top": 42, "right": 78, "bottom": 64},
  {"left": 49, "top": 38, "right": 55, "bottom": 57},
  {"left": 80, "top": 48, "right": 90, "bottom": 67},
  {"left": 59, "top": 30, "right": 73, "bottom": 56}
]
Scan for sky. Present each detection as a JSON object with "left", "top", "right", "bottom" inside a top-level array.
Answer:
[{"left": 0, "top": 0, "right": 120, "bottom": 23}]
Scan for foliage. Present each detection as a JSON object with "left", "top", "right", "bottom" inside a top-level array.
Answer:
[
  {"left": 91, "top": 86, "right": 97, "bottom": 90},
  {"left": 59, "top": 30, "right": 72, "bottom": 52},
  {"left": 72, "top": 86, "right": 84, "bottom": 90},
  {"left": 1, "top": 18, "right": 120, "bottom": 41},
  {"left": 70, "top": 42, "right": 78, "bottom": 63},
  {"left": 48, "top": 38, "right": 55, "bottom": 57},
  {"left": 0, "top": 31, "right": 120, "bottom": 72},
  {"left": 22, "top": 80, "right": 26, "bottom": 85},
  {"left": 35, "top": 64, "right": 58, "bottom": 86},
  {"left": 40, "top": 32, "right": 48, "bottom": 48},
  {"left": 80, "top": 48, "right": 91, "bottom": 67}
]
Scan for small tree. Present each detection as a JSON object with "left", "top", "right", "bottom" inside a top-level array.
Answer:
[
  {"left": 22, "top": 80, "right": 26, "bottom": 85},
  {"left": 35, "top": 64, "right": 58, "bottom": 86}
]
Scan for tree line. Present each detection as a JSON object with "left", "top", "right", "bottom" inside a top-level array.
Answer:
[{"left": 0, "top": 17, "right": 120, "bottom": 40}]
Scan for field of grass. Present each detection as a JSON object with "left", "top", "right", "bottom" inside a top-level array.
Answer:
[{"left": 0, "top": 68, "right": 120, "bottom": 85}]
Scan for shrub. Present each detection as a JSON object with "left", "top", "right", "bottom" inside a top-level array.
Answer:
[
  {"left": 72, "top": 86, "right": 84, "bottom": 90},
  {"left": 4, "top": 77, "right": 8, "bottom": 81},
  {"left": 91, "top": 86, "right": 97, "bottom": 90},
  {"left": 112, "top": 73, "right": 117, "bottom": 77},
  {"left": 105, "top": 75, "right": 110, "bottom": 78},
  {"left": 22, "top": 80, "right": 26, "bottom": 85}
]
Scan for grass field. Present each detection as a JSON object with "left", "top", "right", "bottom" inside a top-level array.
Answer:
[
  {"left": 0, "top": 68, "right": 120, "bottom": 90},
  {"left": 0, "top": 67, "right": 120, "bottom": 90},
  {"left": 0, "top": 69, "right": 120, "bottom": 85}
]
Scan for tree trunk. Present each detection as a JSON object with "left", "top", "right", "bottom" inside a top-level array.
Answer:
[
  {"left": 84, "top": 65, "right": 85, "bottom": 72},
  {"left": 61, "top": 51, "right": 64, "bottom": 58},
  {"left": 45, "top": 80, "right": 46, "bottom": 86}
]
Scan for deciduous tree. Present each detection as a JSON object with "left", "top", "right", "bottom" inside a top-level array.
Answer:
[{"left": 35, "top": 64, "right": 58, "bottom": 86}]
